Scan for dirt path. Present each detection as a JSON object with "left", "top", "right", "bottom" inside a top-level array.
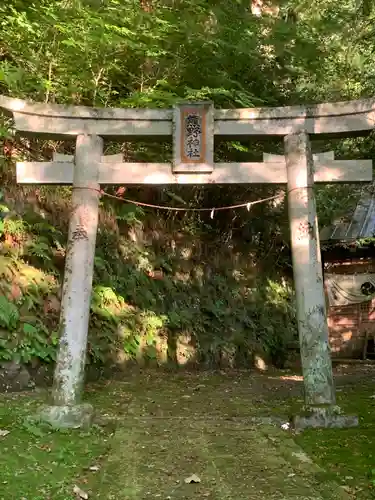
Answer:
[
  {"left": 89, "top": 369, "right": 360, "bottom": 499},
  {"left": 94, "top": 418, "right": 350, "bottom": 499},
  {"left": 1, "top": 365, "right": 374, "bottom": 499}
]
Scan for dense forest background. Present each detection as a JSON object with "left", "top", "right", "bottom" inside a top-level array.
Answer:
[{"left": 0, "top": 0, "right": 375, "bottom": 374}]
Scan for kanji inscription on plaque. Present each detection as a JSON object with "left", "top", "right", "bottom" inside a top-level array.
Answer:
[
  {"left": 182, "top": 109, "right": 204, "bottom": 162},
  {"left": 173, "top": 102, "right": 214, "bottom": 173}
]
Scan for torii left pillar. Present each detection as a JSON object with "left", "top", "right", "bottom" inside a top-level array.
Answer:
[{"left": 41, "top": 135, "right": 103, "bottom": 429}]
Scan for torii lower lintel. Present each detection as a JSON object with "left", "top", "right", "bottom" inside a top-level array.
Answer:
[{"left": 16, "top": 158, "right": 372, "bottom": 185}]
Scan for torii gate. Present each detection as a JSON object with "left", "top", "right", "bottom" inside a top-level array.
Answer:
[{"left": 0, "top": 96, "right": 373, "bottom": 429}]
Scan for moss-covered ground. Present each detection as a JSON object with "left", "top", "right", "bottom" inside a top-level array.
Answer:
[{"left": 0, "top": 367, "right": 374, "bottom": 499}]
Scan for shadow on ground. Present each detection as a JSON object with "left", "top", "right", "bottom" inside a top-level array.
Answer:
[
  {"left": 2, "top": 366, "right": 375, "bottom": 499},
  {"left": 85, "top": 368, "right": 368, "bottom": 499}
]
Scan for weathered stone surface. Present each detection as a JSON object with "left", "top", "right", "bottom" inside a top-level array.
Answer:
[
  {"left": 0, "top": 361, "right": 21, "bottom": 377},
  {"left": 292, "top": 410, "right": 359, "bottom": 430},
  {"left": 38, "top": 403, "right": 94, "bottom": 429},
  {"left": 0, "top": 361, "right": 31, "bottom": 392},
  {"left": 285, "top": 131, "right": 336, "bottom": 407},
  {"left": 52, "top": 134, "right": 103, "bottom": 407},
  {"left": 29, "top": 364, "right": 53, "bottom": 387},
  {"left": 17, "top": 159, "right": 372, "bottom": 185},
  {"left": 3, "top": 93, "right": 375, "bottom": 139},
  {"left": 215, "top": 99, "right": 375, "bottom": 137}
]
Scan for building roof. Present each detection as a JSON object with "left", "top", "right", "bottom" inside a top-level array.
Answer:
[{"left": 320, "top": 194, "right": 375, "bottom": 242}]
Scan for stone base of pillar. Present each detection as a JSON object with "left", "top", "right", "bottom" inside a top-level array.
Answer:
[
  {"left": 38, "top": 403, "right": 94, "bottom": 429},
  {"left": 291, "top": 406, "right": 358, "bottom": 430}
]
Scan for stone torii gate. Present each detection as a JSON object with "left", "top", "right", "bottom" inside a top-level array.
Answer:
[{"left": 0, "top": 96, "right": 373, "bottom": 428}]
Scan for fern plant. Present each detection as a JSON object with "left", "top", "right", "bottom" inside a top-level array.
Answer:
[
  {"left": 115, "top": 204, "right": 145, "bottom": 225},
  {"left": 0, "top": 295, "right": 19, "bottom": 330},
  {"left": 26, "top": 237, "right": 52, "bottom": 261},
  {"left": 0, "top": 219, "right": 27, "bottom": 239}
]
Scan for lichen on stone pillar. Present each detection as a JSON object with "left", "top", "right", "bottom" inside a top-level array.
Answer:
[
  {"left": 40, "top": 135, "right": 103, "bottom": 429},
  {"left": 285, "top": 132, "right": 358, "bottom": 429},
  {"left": 285, "top": 131, "right": 335, "bottom": 407}
]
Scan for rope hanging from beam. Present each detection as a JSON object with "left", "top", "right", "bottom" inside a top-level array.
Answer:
[{"left": 72, "top": 186, "right": 284, "bottom": 213}]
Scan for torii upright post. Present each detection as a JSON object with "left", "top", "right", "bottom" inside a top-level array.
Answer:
[
  {"left": 285, "top": 134, "right": 334, "bottom": 399},
  {"left": 45, "top": 135, "right": 103, "bottom": 427},
  {"left": 284, "top": 132, "right": 356, "bottom": 429}
]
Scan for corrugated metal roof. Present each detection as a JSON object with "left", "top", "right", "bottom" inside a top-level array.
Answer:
[{"left": 320, "top": 195, "right": 375, "bottom": 241}]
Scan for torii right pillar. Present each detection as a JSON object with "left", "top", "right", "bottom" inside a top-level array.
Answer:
[{"left": 284, "top": 131, "right": 358, "bottom": 430}]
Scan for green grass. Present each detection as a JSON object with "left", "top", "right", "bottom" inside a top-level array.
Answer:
[
  {"left": 0, "top": 371, "right": 375, "bottom": 499},
  {"left": 295, "top": 382, "right": 375, "bottom": 499},
  {"left": 0, "top": 392, "right": 110, "bottom": 500}
]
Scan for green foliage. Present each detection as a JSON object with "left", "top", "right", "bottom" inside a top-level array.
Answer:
[
  {"left": 0, "top": 187, "right": 298, "bottom": 367},
  {"left": 0, "top": 295, "right": 57, "bottom": 364},
  {"left": 87, "top": 237, "right": 297, "bottom": 368},
  {"left": 115, "top": 204, "right": 145, "bottom": 225},
  {"left": 26, "top": 238, "right": 52, "bottom": 262},
  {"left": 0, "top": 0, "right": 373, "bottom": 233},
  {"left": 0, "top": 295, "right": 19, "bottom": 330},
  {"left": 0, "top": 0, "right": 373, "bottom": 371},
  {"left": 0, "top": 218, "right": 27, "bottom": 239},
  {"left": 1, "top": 0, "right": 374, "bottom": 108}
]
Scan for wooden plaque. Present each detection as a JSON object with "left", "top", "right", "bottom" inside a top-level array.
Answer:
[{"left": 173, "top": 102, "right": 214, "bottom": 173}]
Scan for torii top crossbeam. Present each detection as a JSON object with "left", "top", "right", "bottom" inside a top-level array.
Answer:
[{"left": 1, "top": 94, "right": 375, "bottom": 139}]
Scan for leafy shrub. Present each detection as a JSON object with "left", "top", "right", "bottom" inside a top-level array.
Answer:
[
  {"left": 0, "top": 295, "right": 19, "bottom": 330},
  {"left": 0, "top": 295, "right": 58, "bottom": 364},
  {"left": 0, "top": 179, "right": 297, "bottom": 370}
]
